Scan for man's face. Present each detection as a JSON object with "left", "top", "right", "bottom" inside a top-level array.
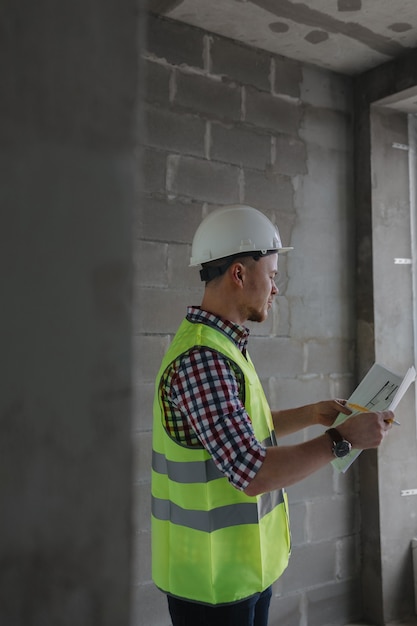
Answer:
[{"left": 243, "top": 253, "right": 279, "bottom": 323}]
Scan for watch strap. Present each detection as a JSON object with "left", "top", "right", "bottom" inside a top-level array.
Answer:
[{"left": 325, "top": 427, "right": 343, "bottom": 444}]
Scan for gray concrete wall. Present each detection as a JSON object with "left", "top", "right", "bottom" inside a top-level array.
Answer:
[
  {"left": 371, "top": 108, "right": 416, "bottom": 622},
  {"left": 133, "top": 13, "right": 359, "bottom": 626},
  {"left": 0, "top": 2, "right": 141, "bottom": 624},
  {"left": 354, "top": 53, "right": 417, "bottom": 625}
]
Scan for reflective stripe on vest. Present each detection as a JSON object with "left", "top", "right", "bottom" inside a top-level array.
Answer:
[
  {"left": 152, "top": 449, "right": 223, "bottom": 483},
  {"left": 152, "top": 490, "right": 284, "bottom": 533},
  {"left": 152, "top": 431, "right": 275, "bottom": 483},
  {"left": 152, "top": 448, "right": 284, "bottom": 531}
]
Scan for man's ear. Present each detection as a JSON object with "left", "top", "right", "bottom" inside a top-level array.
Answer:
[{"left": 230, "top": 262, "right": 245, "bottom": 286}]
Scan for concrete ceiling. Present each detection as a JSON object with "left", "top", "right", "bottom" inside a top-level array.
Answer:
[{"left": 149, "top": 0, "right": 417, "bottom": 76}]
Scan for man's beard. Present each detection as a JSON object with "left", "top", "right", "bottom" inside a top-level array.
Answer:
[{"left": 247, "top": 307, "right": 266, "bottom": 323}]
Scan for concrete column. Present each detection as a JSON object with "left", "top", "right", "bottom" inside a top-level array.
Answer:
[
  {"left": 354, "top": 51, "right": 417, "bottom": 624},
  {"left": 371, "top": 106, "right": 416, "bottom": 622},
  {"left": 0, "top": 2, "right": 142, "bottom": 624}
]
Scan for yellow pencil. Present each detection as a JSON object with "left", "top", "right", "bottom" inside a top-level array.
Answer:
[
  {"left": 347, "top": 402, "right": 400, "bottom": 425},
  {"left": 347, "top": 402, "right": 369, "bottom": 413}
]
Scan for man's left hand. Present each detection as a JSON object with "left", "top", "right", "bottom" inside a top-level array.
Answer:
[{"left": 312, "top": 399, "right": 351, "bottom": 427}]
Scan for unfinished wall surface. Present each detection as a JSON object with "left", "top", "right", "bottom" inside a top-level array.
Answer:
[
  {"left": 132, "top": 13, "right": 360, "bottom": 626},
  {"left": 0, "top": 2, "right": 141, "bottom": 624},
  {"left": 371, "top": 108, "right": 417, "bottom": 622},
  {"left": 354, "top": 52, "right": 417, "bottom": 625}
]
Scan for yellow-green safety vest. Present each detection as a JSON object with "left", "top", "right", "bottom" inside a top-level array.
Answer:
[{"left": 151, "top": 317, "right": 291, "bottom": 605}]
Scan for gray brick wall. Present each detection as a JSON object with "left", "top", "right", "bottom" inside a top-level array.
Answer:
[{"left": 133, "top": 12, "right": 356, "bottom": 626}]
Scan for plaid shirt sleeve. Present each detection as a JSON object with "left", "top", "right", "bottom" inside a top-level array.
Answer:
[{"left": 170, "top": 347, "right": 266, "bottom": 491}]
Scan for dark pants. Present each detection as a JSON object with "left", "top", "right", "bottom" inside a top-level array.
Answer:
[{"left": 167, "top": 586, "right": 272, "bottom": 626}]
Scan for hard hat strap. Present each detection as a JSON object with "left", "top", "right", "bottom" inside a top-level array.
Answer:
[
  {"left": 200, "top": 262, "right": 231, "bottom": 282},
  {"left": 199, "top": 250, "right": 276, "bottom": 282}
]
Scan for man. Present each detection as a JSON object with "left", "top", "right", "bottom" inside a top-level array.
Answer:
[{"left": 151, "top": 204, "right": 393, "bottom": 626}]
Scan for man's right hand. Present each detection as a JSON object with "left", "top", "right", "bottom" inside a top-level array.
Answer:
[{"left": 338, "top": 410, "right": 394, "bottom": 450}]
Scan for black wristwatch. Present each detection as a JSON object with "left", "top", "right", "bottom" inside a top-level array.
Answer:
[{"left": 326, "top": 428, "right": 352, "bottom": 458}]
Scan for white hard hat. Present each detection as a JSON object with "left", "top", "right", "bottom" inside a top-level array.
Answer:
[{"left": 189, "top": 204, "right": 292, "bottom": 267}]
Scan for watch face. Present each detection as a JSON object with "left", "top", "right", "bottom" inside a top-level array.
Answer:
[{"left": 334, "top": 440, "right": 352, "bottom": 458}]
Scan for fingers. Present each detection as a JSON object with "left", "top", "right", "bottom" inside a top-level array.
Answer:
[
  {"left": 368, "top": 411, "right": 394, "bottom": 439},
  {"left": 334, "top": 399, "right": 352, "bottom": 416},
  {"left": 381, "top": 410, "right": 395, "bottom": 432}
]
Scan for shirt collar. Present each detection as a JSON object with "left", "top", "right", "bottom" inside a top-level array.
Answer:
[{"left": 186, "top": 306, "right": 250, "bottom": 353}]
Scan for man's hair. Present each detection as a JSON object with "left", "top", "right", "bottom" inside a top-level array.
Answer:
[{"left": 200, "top": 250, "right": 276, "bottom": 283}]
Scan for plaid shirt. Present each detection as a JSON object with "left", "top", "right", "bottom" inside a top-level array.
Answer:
[{"left": 160, "top": 306, "right": 266, "bottom": 491}]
